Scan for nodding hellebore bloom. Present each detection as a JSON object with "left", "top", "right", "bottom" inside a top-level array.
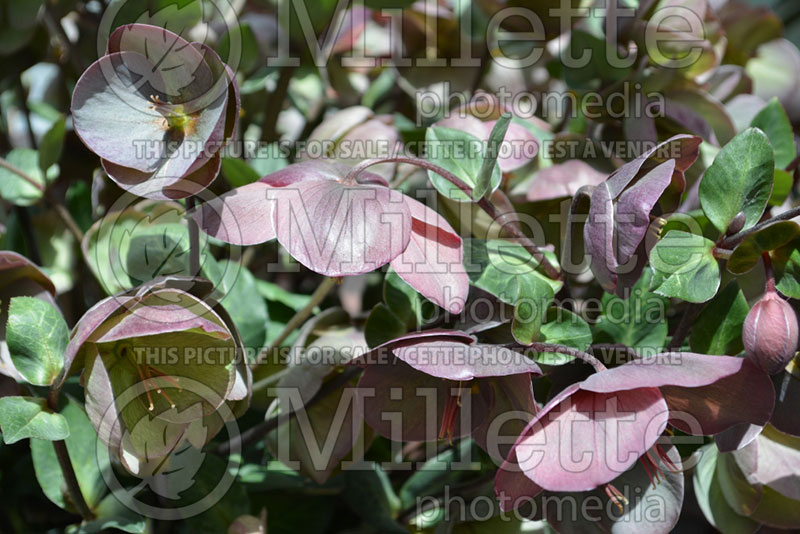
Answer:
[
  {"left": 192, "top": 160, "right": 470, "bottom": 313},
  {"left": 71, "top": 24, "right": 240, "bottom": 199},
  {"left": 353, "top": 331, "right": 541, "bottom": 455},
  {"left": 496, "top": 353, "right": 774, "bottom": 513},
  {"left": 583, "top": 135, "right": 702, "bottom": 296},
  {"left": 743, "top": 283, "right": 799, "bottom": 375},
  {"left": 59, "top": 277, "right": 250, "bottom": 475}
]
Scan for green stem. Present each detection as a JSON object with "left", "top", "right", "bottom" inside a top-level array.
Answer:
[
  {"left": 0, "top": 157, "right": 44, "bottom": 192},
  {"left": 251, "top": 367, "right": 291, "bottom": 393},
  {"left": 0, "top": 156, "right": 84, "bottom": 243},
  {"left": 47, "top": 390, "right": 94, "bottom": 521},
  {"left": 186, "top": 196, "right": 200, "bottom": 275},
  {"left": 251, "top": 277, "right": 337, "bottom": 369},
  {"left": 666, "top": 302, "right": 704, "bottom": 351}
]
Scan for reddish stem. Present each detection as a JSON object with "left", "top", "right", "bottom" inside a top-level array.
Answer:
[{"left": 763, "top": 252, "right": 776, "bottom": 293}]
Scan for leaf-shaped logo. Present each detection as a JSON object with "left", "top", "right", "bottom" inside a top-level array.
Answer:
[{"left": 120, "top": 402, "right": 208, "bottom": 500}]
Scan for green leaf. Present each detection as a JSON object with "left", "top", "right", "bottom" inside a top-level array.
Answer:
[
  {"left": 0, "top": 149, "right": 45, "bottom": 206},
  {"left": 769, "top": 168, "right": 793, "bottom": 206},
  {"left": 383, "top": 269, "right": 433, "bottom": 329},
  {"left": 362, "top": 68, "right": 397, "bottom": 109},
  {"left": 690, "top": 281, "right": 749, "bottom": 355},
  {"left": 699, "top": 128, "right": 774, "bottom": 233},
  {"left": 248, "top": 143, "right": 288, "bottom": 176},
  {"left": 341, "top": 463, "right": 404, "bottom": 533},
  {"left": 84, "top": 203, "right": 217, "bottom": 294},
  {"left": 532, "top": 308, "right": 592, "bottom": 365},
  {"left": 365, "top": 303, "right": 407, "bottom": 348},
  {"left": 728, "top": 221, "right": 800, "bottom": 275},
  {"left": 474, "top": 113, "right": 510, "bottom": 200},
  {"left": 425, "top": 127, "right": 501, "bottom": 202},
  {"left": 222, "top": 156, "right": 261, "bottom": 187},
  {"left": 68, "top": 493, "right": 146, "bottom": 533},
  {"left": 218, "top": 22, "right": 260, "bottom": 73},
  {"left": 31, "top": 397, "right": 110, "bottom": 510},
  {"left": 0, "top": 0, "right": 44, "bottom": 54},
  {"left": 593, "top": 269, "right": 669, "bottom": 355},
  {"left": 0, "top": 397, "right": 68, "bottom": 444},
  {"left": 38, "top": 116, "right": 66, "bottom": 173},
  {"left": 169, "top": 453, "right": 250, "bottom": 534},
  {"left": 694, "top": 444, "right": 760, "bottom": 534},
  {"left": 649, "top": 231, "right": 721, "bottom": 303},
  {"left": 398, "top": 440, "right": 474, "bottom": 510},
  {"left": 464, "top": 239, "right": 562, "bottom": 344},
  {"left": 774, "top": 237, "right": 800, "bottom": 299},
  {"left": 216, "top": 260, "right": 269, "bottom": 349},
  {"left": 751, "top": 97, "right": 796, "bottom": 170},
  {"left": 6, "top": 296, "right": 67, "bottom": 386}
]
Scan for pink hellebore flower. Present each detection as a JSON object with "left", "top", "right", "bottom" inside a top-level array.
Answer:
[
  {"left": 496, "top": 353, "right": 774, "bottom": 510},
  {"left": 354, "top": 331, "right": 541, "bottom": 451},
  {"left": 192, "top": 161, "right": 469, "bottom": 313},
  {"left": 71, "top": 24, "right": 240, "bottom": 199}
]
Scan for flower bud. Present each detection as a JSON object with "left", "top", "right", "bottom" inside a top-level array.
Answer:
[
  {"left": 727, "top": 211, "right": 746, "bottom": 236},
  {"left": 743, "top": 291, "right": 799, "bottom": 374}
]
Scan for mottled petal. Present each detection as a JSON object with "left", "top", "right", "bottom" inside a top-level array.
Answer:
[
  {"left": 270, "top": 181, "right": 411, "bottom": 276},
  {"left": 392, "top": 341, "right": 541, "bottom": 381},
  {"left": 513, "top": 387, "right": 668, "bottom": 492},
  {"left": 581, "top": 353, "right": 775, "bottom": 435},
  {"left": 72, "top": 52, "right": 169, "bottom": 173},
  {"left": 584, "top": 181, "right": 618, "bottom": 292},
  {"left": 107, "top": 23, "right": 212, "bottom": 105},
  {"left": 615, "top": 159, "right": 675, "bottom": 267},
  {"left": 390, "top": 196, "right": 468, "bottom": 313},
  {"left": 191, "top": 181, "right": 275, "bottom": 245}
]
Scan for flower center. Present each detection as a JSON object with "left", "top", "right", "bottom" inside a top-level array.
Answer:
[
  {"left": 438, "top": 381, "right": 480, "bottom": 444},
  {"left": 604, "top": 484, "right": 629, "bottom": 513},
  {"left": 639, "top": 445, "right": 680, "bottom": 490},
  {"left": 149, "top": 95, "right": 193, "bottom": 133},
  {"left": 118, "top": 343, "right": 182, "bottom": 411}
]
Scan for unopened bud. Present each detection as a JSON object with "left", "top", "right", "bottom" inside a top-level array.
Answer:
[
  {"left": 743, "top": 291, "right": 799, "bottom": 374},
  {"left": 727, "top": 212, "right": 746, "bottom": 236}
]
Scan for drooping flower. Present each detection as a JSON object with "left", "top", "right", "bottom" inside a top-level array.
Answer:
[
  {"left": 61, "top": 276, "right": 250, "bottom": 474},
  {"left": 743, "top": 288, "right": 799, "bottom": 375},
  {"left": 583, "top": 135, "right": 702, "bottom": 296},
  {"left": 71, "top": 24, "right": 240, "bottom": 199},
  {"left": 0, "top": 251, "right": 58, "bottom": 380},
  {"left": 192, "top": 161, "right": 469, "bottom": 313},
  {"left": 496, "top": 352, "right": 774, "bottom": 509},
  {"left": 354, "top": 331, "right": 541, "bottom": 451}
]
